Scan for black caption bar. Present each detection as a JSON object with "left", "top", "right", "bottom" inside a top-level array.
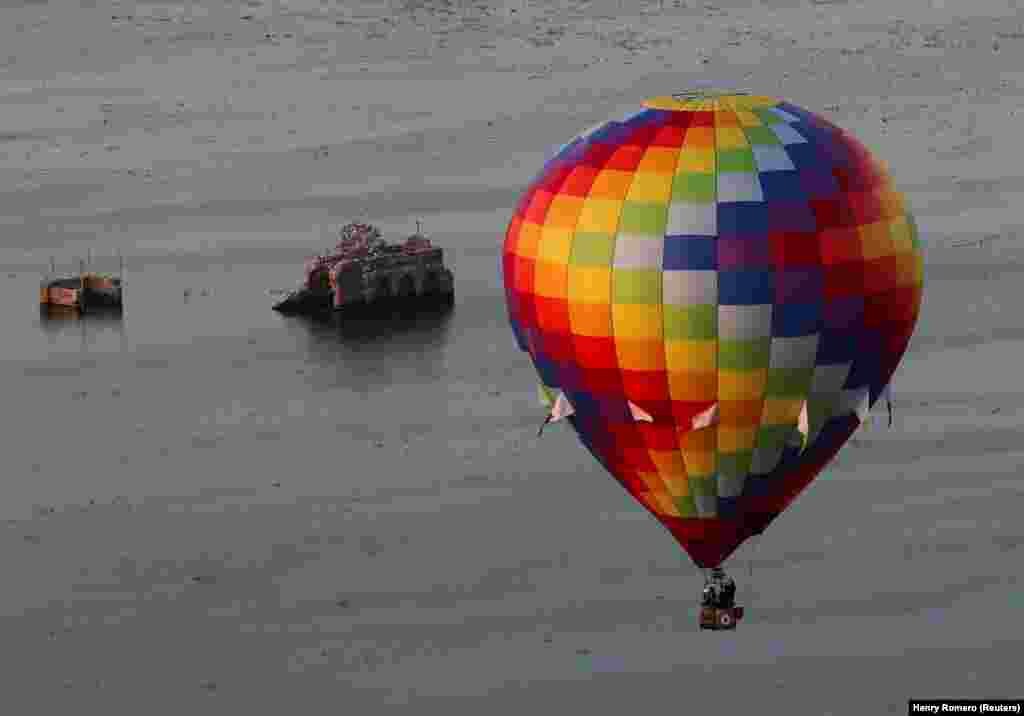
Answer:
[{"left": 909, "top": 701, "right": 1023, "bottom": 714}]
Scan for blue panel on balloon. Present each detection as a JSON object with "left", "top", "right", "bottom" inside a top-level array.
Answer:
[
  {"left": 559, "top": 139, "right": 590, "bottom": 164},
  {"left": 663, "top": 236, "right": 717, "bottom": 270},
  {"left": 590, "top": 122, "right": 628, "bottom": 145},
  {"left": 845, "top": 354, "right": 882, "bottom": 390},
  {"left": 784, "top": 142, "right": 830, "bottom": 172},
  {"left": 775, "top": 102, "right": 819, "bottom": 124},
  {"left": 772, "top": 302, "right": 821, "bottom": 337},
  {"left": 717, "top": 202, "right": 770, "bottom": 237},
  {"left": 623, "top": 108, "right": 658, "bottom": 128},
  {"left": 742, "top": 474, "right": 776, "bottom": 498},
  {"left": 532, "top": 351, "right": 561, "bottom": 387},
  {"left": 758, "top": 171, "right": 806, "bottom": 202},
  {"left": 567, "top": 389, "right": 601, "bottom": 420},
  {"left": 643, "top": 109, "right": 673, "bottom": 126},
  {"left": 555, "top": 362, "right": 585, "bottom": 394},
  {"left": 718, "top": 269, "right": 774, "bottom": 305},
  {"left": 717, "top": 496, "right": 742, "bottom": 521},
  {"left": 815, "top": 329, "right": 856, "bottom": 364},
  {"left": 510, "top": 317, "right": 529, "bottom": 351}
]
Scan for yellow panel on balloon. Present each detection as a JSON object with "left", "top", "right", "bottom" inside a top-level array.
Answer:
[
  {"left": 889, "top": 217, "right": 914, "bottom": 253},
  {"left": 612, "top": 304, "right": 663, "bottom": 339},
  {"left": 728, "top": 95, "right": 778, "bottom": 110},
  {"left": 651, "top": 491, "right": 680, "bottom": 516},
  {"left": 718, "top": 426, "right": 758, "bottom": 453},
  {"left": 663, "top": 474, "right": 691, "bottom": 499},
  {"left": 761, "top": 396, "right": 804, "bottom": 426},
  {"left": 719, "top": 369, "right": 768, "bottom": 401},
  {"left": 567, "top": 266, "right": 612, "bottom": 304},
  {"left": 616, "top": 337, "right": 667, "bottom": 371},
  {"left": 878, "top": 189, "right": 906, "bottom": 218},
  {"left": 537, "top": 226, "right": 574, "bottom": 264},
  {"left": 911, "top": 254, "right": 924, "bottom": 283},
  {"left": 715, "top": 126, "right": 749, "bottom": 150},
  {"left": 733, "top": 110, "right": 763, "bottom": 127},
  {"left": 665, "top": 339, "right": 717, "bottom": 373},
  {"left": 680, "top": 449, "right": 715, "bottom": 479},
  {"left": 675, "top": 146, "right": 715, "bottom": 174},
  {"left": 577, "top": 198, "right": 624, "bottom": 234},
  {"left": 626, "top": 172, "right": 674, "bottom": 203}
]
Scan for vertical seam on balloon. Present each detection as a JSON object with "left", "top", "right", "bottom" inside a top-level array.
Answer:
[
  {"left": 709, "top": 97, "right": 721, "bottom": 520},
  {"left": 564, "top": 127, "right": 615, "bottom": 426},
  {"left": 669, "top": 109, "right": 704, "bottom": 521},
  {"left": 608, "top": 112, "right": 660, "bottom": 513},
  {"left": 657, "top": 113, "right": 687, "bottom": 518},
  {"left": 792, "top": 116, "right": 831, "bottom": 465},
  {"left": 530, "top": 147, "right": 580, "bottom": 398},
  {"left": 735, "top": 103, "right": 773, "bottom": 512}
]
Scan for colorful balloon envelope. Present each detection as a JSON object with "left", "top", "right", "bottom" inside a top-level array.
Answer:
[{"left": 502, "top": 90, "right": 923, "bottom": 568}]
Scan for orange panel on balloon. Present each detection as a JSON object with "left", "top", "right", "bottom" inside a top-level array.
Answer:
[
  {"left": 679, "top": 424, "right": 716, "bottom": 452},
  {"left": 532, "top": 261, "right": 568, "bottom": 299},
  {"left": 514, "top": 223, "right": 542, "bottom": 260},
  {"left": 718, "top": 399, "right": 764, "bottom": 428},
  {"left": 569, "top": 302, "right": 613, "bottom": 336},
  {"left": 668, "top": 371, "right": 717, "bottom": 402},
  {"left": 649, "top": 450, "right": 687, "bottom": 477},
  {"left": 588, "top": 170, "right": 635, "bottom": 200},
  {"left": 615, "top": 338, "right": 667, "bottom": 372}
]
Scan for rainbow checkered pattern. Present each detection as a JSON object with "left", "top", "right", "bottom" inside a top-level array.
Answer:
[{"left": 502, "top": 91, "right": 923, "bottom": 568}]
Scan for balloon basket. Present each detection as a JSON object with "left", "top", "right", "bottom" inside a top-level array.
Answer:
[{"left": 698, "top": 605, "right": 744, "bottom": 631}]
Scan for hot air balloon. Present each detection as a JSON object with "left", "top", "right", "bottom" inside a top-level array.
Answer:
[{"left": 501, "top": 89, "right": 923, "bottom": 628}]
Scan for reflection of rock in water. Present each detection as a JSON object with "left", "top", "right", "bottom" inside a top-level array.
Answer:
[
  {"left": 290, "top": 302, "right": 455, "bottom": 390},
  {"left": 302, "top": 300, "right": 454, "bottom": 343}
]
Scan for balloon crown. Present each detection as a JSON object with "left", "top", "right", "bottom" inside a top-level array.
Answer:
[
  {"left": 642, "top": 88, "right": 773, "bottom": 111},
  {"left": 670, "top": 88, "right": 751, "bottom": 101}
]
